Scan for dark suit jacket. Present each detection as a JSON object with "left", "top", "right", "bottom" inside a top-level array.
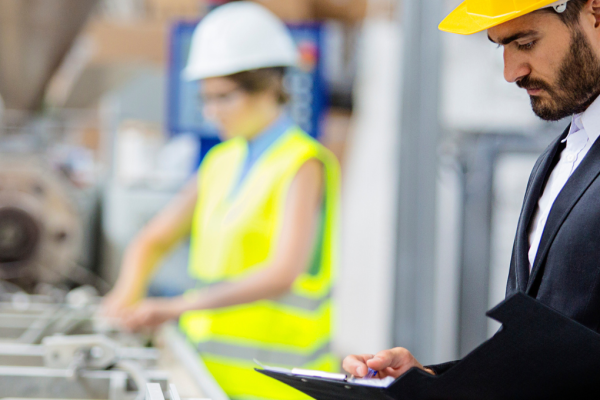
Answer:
[
  {"left": 431, "top": 124, "right": 600, "bottom": 374},
  {"left": 506, "top": 124, "right": 600, "bottom": 329}
]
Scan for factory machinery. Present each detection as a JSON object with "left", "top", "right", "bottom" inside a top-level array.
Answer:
[
  {"left": 0, "top": 150, "right": 227, "bottom": 399},
  {"left": 0, "top": 285, "right": 228, "bottom": 400},
  {"left": 0, "top": 2, "right": 231, "bottom": 398}
]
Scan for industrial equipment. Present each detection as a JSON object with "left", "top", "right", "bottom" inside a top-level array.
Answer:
[
  {"left": 0, "top": 154, "right": 84, "bottom": 285},
  {"left": 0, "top": 2, "right": 227, "bottom": 397},
  {"left": 0, "top": 287, "right": 226, "bottom": 400},
  {"left": 146, "top": 383, "right": 183, "bottom": 400},
  {"left": 0, "top": 0, "right": 105, "bottom": 291}
]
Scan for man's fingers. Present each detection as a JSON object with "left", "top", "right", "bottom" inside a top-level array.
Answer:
[
  {"left": 373, "top": 367, "right": 397, "bottom": 379},
  {"left": 366, "top": 348, "right": 402, "bottom": 369},
  {"left": 344, "top": 348, "right": 425, "bottom": 380},
  {"left": 342, "top": 354, "right": 374, "bottom": 377},
  {"left": 366, "top": 348, "right": 417, "bottom": 378}
]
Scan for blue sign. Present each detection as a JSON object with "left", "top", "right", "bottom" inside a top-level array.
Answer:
[{"left": 167, "top": 21, "right": 328, "bottom": 162}]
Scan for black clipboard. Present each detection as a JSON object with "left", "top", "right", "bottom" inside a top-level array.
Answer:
[{"left": 257, "top": 293, "right": 600, "bottom": 400}]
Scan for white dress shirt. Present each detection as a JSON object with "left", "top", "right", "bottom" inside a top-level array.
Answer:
[{"left": 528, "top": 96, "right": 600, "bottom": 271}]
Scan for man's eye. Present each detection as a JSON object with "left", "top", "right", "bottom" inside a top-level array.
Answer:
[{"left": 517, "top": 41, "right": 536, "bottom": 51}]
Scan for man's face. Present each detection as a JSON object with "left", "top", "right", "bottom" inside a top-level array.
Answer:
[{"left": 488, "top": 10, "right": 600, "bottom": 121}]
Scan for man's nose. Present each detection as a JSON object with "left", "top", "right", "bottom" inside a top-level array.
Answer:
[{"left": 503, "top": 49, "right": 531, "bottom": 83}]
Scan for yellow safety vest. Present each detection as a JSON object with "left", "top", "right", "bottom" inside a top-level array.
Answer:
[{"left": 179, "top": 126, "right": 340, "bottom": 400}]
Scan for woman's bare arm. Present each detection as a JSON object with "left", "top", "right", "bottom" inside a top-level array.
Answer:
[
  {"left": 121, "top": 159, "right": 325, "bottom": 329},
  {"left": 103, "top": 176, "right": 199, "bottom": 318}
]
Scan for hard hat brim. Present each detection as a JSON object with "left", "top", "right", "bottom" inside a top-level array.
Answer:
[
  {"left": 439, "top": 0, "right": 559, "bottom": 35},
  {"left": 183, "top": 57, "right": 298, "bottom": 81}
]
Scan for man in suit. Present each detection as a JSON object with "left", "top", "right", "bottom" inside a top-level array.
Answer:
[{"left": 344, "top": 0, "right": 600, "bottom": 378}]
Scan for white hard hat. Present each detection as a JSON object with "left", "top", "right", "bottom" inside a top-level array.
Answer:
[{"left": 183, "top": 1, "right": 298, "bottom": 81}]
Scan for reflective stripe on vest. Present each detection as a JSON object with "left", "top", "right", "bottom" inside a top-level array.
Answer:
[
  {"left": 180, "top": 298, "right": 332, "bottom": 349},
  {"left": 198, "top": 340, "right": 331, "bottom": 366},
  {"left": 193, "top": 277, "right": 332, "bottom": 312},
  {"left": 179, "top": 127, "right": 340, "bottom": 398}
]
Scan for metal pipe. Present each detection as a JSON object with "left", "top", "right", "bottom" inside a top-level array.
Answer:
[{"left": 115, "top": 360, "right": 149, "bottom": 400}]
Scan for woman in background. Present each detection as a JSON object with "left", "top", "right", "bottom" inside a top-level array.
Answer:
[{"left": 103, "top": 3, "right": 340, "bottom": 399}]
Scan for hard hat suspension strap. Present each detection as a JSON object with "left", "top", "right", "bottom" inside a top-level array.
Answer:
[{"left": 544, "top": 0, "right": 570, "bottom": 13}]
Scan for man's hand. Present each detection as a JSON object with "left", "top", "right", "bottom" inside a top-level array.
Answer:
[{"left": 343, "top": 348, "right": 435, "bottom": 379}]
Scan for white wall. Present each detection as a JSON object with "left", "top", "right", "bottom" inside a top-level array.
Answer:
[{"left": 334, "top": 17, "right": 402, "bottom": 357}]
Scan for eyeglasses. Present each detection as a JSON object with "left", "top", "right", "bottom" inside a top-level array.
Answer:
[{"left": 199, "top": 87, "right": 244, "bottom": 106}]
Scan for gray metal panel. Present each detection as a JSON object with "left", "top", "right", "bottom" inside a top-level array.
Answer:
[
  {"left": 457, "top": 137, "right": 496, "bottom": 356},
  {"left": 456, "top": 133, "right": 553, "bottom": 356},
  {"left": 393, "top": 0, "right": 443, "bottom": 364}
]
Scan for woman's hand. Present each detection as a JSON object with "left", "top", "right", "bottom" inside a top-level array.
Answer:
[
  {"left": 101, "top": 286, "right": 144, "bottom": 320},
  {"left": 102, "top": 177, "right": 199, "bottom": 320},
  {"left": 342, "top": 348, "right": 435, "bottom": 379},
  {"left": 120, "top": 297, "right": 190, "bottom": 331}
]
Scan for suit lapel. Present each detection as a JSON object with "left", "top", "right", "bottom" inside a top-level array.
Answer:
[
  {"left": 527, "top": 126, "right": 600, "bottom": 293},
  {"left": 514, "top": 129, "right": 568, "bottom": 291}
]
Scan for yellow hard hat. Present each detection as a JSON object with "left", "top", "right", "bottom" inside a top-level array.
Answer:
[{"left": 439, "top": 0, "right": 570, "bottom": 35}]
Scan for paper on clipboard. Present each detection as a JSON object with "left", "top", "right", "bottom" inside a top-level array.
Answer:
[
  {"left": 347, "top": 376, "right": 395, "bottom": 387},
  {"left": 253, "top": 359, "right": 394, "bottom": 388}
]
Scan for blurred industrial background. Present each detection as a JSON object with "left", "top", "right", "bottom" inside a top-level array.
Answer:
[{"left": 0, "top": 1, "right": 570, "bottom": 394}]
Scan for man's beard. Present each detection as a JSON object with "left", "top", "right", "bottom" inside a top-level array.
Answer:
[{"left": 517, "top": 28, "right": 600, "bottom": 121}]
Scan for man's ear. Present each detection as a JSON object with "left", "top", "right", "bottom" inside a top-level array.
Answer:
[{"left": 589, "top": 0, "right": 600, "bottom": 28}]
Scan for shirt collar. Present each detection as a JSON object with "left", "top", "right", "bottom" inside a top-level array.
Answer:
[
  {"left": 564, "top": 95, "right": 600, "bottom": 144},
  {"left": 581, "top": 95, "right": 600, "bottom": 144}
]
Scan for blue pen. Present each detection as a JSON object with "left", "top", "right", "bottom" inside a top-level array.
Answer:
[{"left": 365, "top": 368, "right": 378, "bottom": 379}]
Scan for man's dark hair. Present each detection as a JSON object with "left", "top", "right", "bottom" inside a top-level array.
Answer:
[{"left": 538, "top": 0, "right": 588, "bottom": 27}]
